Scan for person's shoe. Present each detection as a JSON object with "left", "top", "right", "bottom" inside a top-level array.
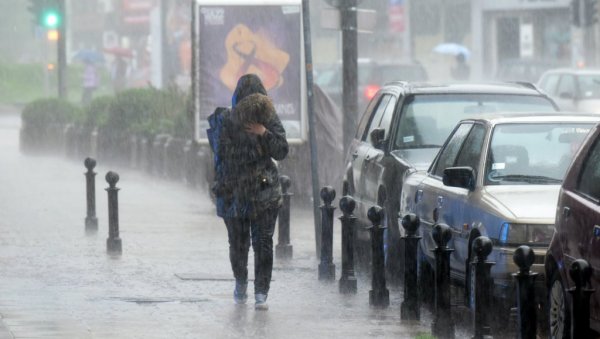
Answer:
[
  {"left": 255, "top": 293, "right": 268, "bottom": 310},
  {"left": 233, "top": 281, "right": 248, "bottom": 304}
]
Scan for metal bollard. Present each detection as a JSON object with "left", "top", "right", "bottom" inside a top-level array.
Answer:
[
  {"left": 471, "top": 236, "right": 494, "bottom": 339},
  {"left": 338, "top": 196, "right": 357, "bottom": 294},
  {"left": 513, "top": 245, "right": 538, "bottom": 339},
  {"left": 368, "top": 205, "right": 389, "bottom": 308},
  {"left": 84, "top": 157, "right": 98, "bottom": 233},
  {"left": 569, "top": 259, "right": 595, "bottom": 339},
  {"left": 275, "top": 175, "right": 293, "bottom": 261},
  {"left": 431, "top": 223, "right": 454, "bottom": 338},
  {"left": 318, "top": 186, "right": 336, "bottom": 281},
  {"left": 401, "top": 213, "right": 422, "bottom": 320},
  {"left": 105, "top": 171, "right": 122, "bottom": 256}
]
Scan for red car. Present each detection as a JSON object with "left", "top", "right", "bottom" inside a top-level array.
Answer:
[{"left": 545, "top": 122, "right": 600, "bottom": 338}]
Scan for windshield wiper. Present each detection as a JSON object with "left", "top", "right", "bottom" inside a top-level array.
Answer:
[
  {"left": 490, "top": 174, "right": 562, "bottom": 184},
  {"left": 397, "top": 144, "right": 442, "bottom": 150}
]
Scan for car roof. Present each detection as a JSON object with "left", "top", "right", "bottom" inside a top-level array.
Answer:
[
  {"left": 464, "top": 113, "right": 600, "bottom": 126},
  {"left": 382, "top": 82, "right": 546, "bottom": 96}
]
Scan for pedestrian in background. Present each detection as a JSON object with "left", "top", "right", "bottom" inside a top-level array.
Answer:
[
  {"left": 207, "top": 74, "right": 288, "bottom": 310},
  {"left": 451, "top": 52, "right": 470, "bottom": 81},
  {"left": 81, "top": 61, "right": 98, "bottom": 105}
]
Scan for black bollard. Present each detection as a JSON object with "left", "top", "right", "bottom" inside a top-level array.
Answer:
[
  {"left": 569, "top": 259, "right": 595, "bottom": 339},
  {"left": 276, "top": 175, "right": 293, "bottom": 261},
  {"left": 401, "top": 213, "right": 422, "bottom": 320},
  {"left": 368, "top": 205, "right": 389, "bottom": 308},
  {"left": 513, "top": 245, "right": 538, "bottom": 339},
  {"left": 471, "top": 236, "right": 494, "bottom": 339},
  {"left": 318, "top": 186, "right": 336, "bottom": 281},
  {"left": 84, "top": 157, "right": 98, "bottom": 233},
  {"left": 339, "top": 196, "right": 357, "bottom": 294},
  {"left": 105, "top": 171, "right": 122, "bottom": 256},
  {"left": 431, "top": 223, "right": 455, "bottom": 339}
]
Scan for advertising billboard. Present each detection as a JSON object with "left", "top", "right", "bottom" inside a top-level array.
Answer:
[{"left": 193, "top": 0, "right": 305, "bottom": 142}]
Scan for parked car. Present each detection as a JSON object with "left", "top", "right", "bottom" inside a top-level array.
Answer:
[
  {"left": 314, "top": 59, "right": 428, "bottom": 113},
  {"left": 400, "top": 114, "right": 598, "bottom": 327},
  {"left": 495, "top": 58, "right": 563, "bottom": 83},
  {"left": 545, "top": 121, "right": 600, "bottom": 338},
  {"left": 538, "top": 68, "right": 600, "bottom": 113},
  {"left": 342, "top": 81, "right": 559, "bottom": 281}
]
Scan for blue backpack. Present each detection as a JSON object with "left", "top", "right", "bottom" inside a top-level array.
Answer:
[{"left": 207, "top": 107, "right": 229, "bottom": 217}]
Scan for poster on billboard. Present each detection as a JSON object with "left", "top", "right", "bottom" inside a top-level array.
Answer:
[{"left": 193, "top": 0, "right": 305, "bottom": 143}]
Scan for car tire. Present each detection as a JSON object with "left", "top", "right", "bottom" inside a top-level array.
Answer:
[{"left": 548, "top": 268, "right": 571, "bottom": 339}]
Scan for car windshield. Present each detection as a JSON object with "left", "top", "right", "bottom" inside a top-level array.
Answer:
[
  {"left": 485, "top": 123, "right": 593, "bottom": 185},
  {"left": 394, "top": 94, "right": 557, "bottom": 150},
  {"left": 578, "top": 74, "right": 600, "bottom": 99}
]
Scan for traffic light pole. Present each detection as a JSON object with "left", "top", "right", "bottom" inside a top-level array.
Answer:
[
  {"left": 57, "top": 0, "right": 67, "bottom": 99},
  {"left": 341, "top": 0, "right": 358, "bottom": 156}
]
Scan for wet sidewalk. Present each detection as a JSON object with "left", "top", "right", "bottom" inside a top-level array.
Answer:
[{"left": 0, "top": 111, "right": 435, "bottom": 338}]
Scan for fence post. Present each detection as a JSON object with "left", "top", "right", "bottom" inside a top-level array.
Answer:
[
  {"left": 84, "top": 157, "right": 98, "bottom": 233},
  {"left": 401, "top": 213, "right": 421, "bottom": 320},
  {"left": 339, "top": 196, "right": 357, "bottom": 294},
  {"left": 569, "top": 258, "right": 595, "bottom": 339},
  {"left": 318, "top": 186, "right": 336, "bottom": 281},
  {"left": 276, "top": 175, "right": 293, "bottom": 261},
  {"left": 513, "top": 245, "right": 538, "bottom": 339},
  {"left": 368, "top": 205, "right": 389, "bottom": 308},
  {"left": 105, "top": 171, "right": 122, "bottom": 256},
  {"left": 471, "top": 236, "right": 494, "bottom": 339},
  {"left": 432, "top": 223, "right": 454, "bottom": 338}
]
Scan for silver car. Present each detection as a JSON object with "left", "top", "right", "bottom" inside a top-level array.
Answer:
[{"left": 400, "top": 114, "right": 600, "bottom": 324}]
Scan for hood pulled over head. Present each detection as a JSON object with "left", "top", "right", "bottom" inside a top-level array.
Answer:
[{"left": 232, "top": 74, "right": 267, "bottom": 108}]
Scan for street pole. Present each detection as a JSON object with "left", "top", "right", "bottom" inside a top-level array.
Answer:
[
  {"left": 160, "top": 0, "right": 168, "bottom": 87},
  {"left": 57, "top": 0, "right": 67, "bottom": 99},
  {"left": 301, "top": 0, "right": 322, "bottom": 257},
  {"left": 341, "top": 0, "right": 358, "bottom": 156}
]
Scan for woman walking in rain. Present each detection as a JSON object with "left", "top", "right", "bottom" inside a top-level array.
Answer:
[{"left": 207, "top": 74, "right": 288, "bottom": 310}]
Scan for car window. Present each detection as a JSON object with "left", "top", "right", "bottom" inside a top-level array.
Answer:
[
  {"left": 364, "top": 95, "right": 392, "bottom": 143},
  {"left": 577, "top": 75, "right": 600, "bottom": 99},
  {"left": 485, "top": 123, "right": 593, "bottom": 185},
  {"left": 356, "top": 93, "right": 380, "bottom": 138},
  {"left": 379, "top": 96, "right": 397, "bottom": 139},
  {"left": 577, "top": 137, "right": 600, "bottom": 201},
  {"left": 432, "top": 123, "right": 473, "bottom": 177},
  {"left": 393, "top": 94, "right": 556, "bottom": 151},
  {"left": 454, "top": 123, "right": 487, "bottom": 174},
  {"left": 557, "top": 75, "right": 576, "bottom": 97},
  {"left": 540, "top": 74, "right": 560, "bottom": 96}
]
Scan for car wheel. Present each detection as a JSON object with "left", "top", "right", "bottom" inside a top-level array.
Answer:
[{"left": 548, "top": 269, "right": 570, "bottom": 339}]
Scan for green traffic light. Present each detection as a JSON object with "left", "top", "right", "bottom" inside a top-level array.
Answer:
[{"left": 43, "top": 11, "right": 60, "bottom": 28}]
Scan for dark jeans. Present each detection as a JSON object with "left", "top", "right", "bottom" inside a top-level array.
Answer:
[{"left": 224, "top": 208, "right": 278, "bottom": 295}]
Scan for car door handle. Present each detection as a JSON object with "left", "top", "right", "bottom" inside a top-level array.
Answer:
[
  {"left": 563, "top": 206, "right": 571, "bottom": 219},
  {"left": 352, "top": 151, "right": 358, "bottom": 160},
  {"left": 437, "top": 196, "right": 444, "bottom": 208}
]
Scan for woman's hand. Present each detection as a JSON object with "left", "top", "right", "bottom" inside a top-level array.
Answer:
[{"left": 245, "top": 123, "right": 267, "bottom": 136}]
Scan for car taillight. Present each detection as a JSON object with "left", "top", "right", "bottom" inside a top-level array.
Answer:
[{"left": 364, "top": 85, "right": 380, "bottom": 100}]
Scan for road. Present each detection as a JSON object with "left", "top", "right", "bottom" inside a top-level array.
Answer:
[{"left": 0, "top": 108, "right": 439, "bottom": 338}]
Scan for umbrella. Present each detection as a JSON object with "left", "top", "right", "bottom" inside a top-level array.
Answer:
[
  {"left": 103, "top": 47, "right": 133, "bottom": 58},
  {"left": 73, "top": 49, "right": 105, "bottom": 64},
  {"left": 433, "top": 43, "right": 471, "bottom": 60}
]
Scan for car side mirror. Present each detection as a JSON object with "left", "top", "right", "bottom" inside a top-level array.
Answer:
[
  {"left": 370, "top": 128, "right": 386, "bottom": 150},
  {"left": 443, "top": 166, "right": 476, "bottom": 191}
]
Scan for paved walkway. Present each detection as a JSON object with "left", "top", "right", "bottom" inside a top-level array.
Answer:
[{"left": 0, "top": 111, "right": 441, "bottom": 338}]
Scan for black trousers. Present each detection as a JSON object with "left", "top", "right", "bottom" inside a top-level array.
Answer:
[{"left": 224, "top": 207, "right": 278, "bottom": 295}]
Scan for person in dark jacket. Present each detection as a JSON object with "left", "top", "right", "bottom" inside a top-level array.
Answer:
[{"left": 210, "top": 74, "right": 288, "bottom": 310}]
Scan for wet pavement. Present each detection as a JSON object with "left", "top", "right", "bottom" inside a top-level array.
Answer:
[{"left": 0, "top": 108, "right": 444, "bottom": 338}]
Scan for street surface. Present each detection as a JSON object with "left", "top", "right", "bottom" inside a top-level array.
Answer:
[{"left": 0, "top": 108, "right": 439, "bottom": 338}]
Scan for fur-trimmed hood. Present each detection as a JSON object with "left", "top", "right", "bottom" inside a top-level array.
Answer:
[{"left": 231, "top": 93, "right": 276, "bottom": 126}]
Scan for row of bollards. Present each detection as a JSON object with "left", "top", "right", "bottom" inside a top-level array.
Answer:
[{"left": 83, "top": 157, "right": 122, "bottom": 256}]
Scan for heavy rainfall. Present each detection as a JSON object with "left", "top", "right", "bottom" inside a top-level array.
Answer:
[{"left": 0, "top": 0, "right": 598, "bottom": 338}]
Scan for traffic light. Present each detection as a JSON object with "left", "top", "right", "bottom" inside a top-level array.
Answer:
[
  {"left": 27, "top": 0, "right": 62, "bottom": 28},
  {"left": 584, "top": 0, "right": 599, "bottom": 26}
]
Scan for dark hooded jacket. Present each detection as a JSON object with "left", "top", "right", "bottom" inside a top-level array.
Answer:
[{"left": 216, "top": 74, "right": 288, "bottom": 218}]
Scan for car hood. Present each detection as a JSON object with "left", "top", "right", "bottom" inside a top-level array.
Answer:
[
  {"left": 482, "top": 185, "right": 560, "bottom": 221},
  {"left": 577, "top": 99, "right": 600, "bottom": 113},
  {"left": 391, "top": 148, "right": 440, "bottom": 171}
]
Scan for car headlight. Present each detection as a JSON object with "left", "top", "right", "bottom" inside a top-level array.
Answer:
[{"left": 499, "top": 222, "right": 554, "bottom": 245}]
